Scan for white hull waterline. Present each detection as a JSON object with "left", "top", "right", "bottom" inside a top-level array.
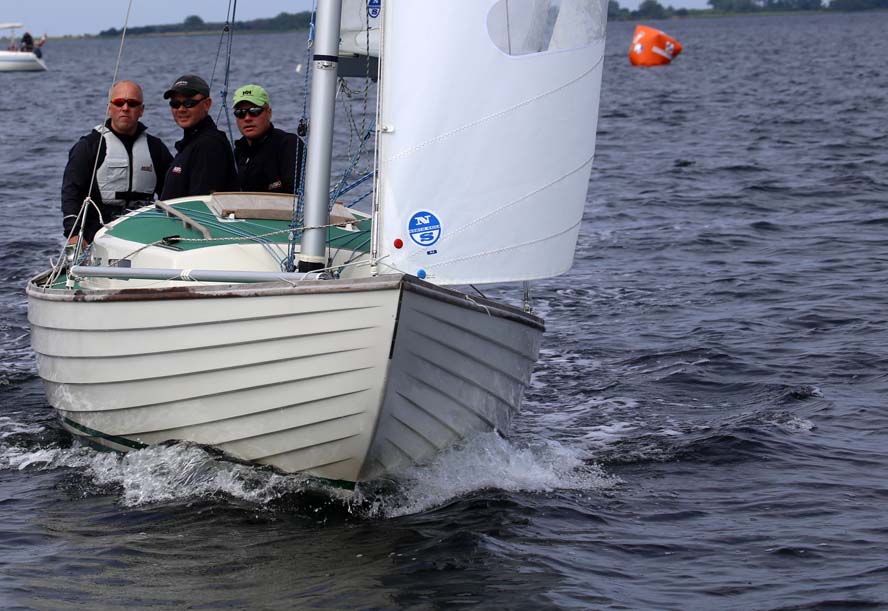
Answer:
[
  {"left": 28, "top": 271, "right": 542, "bottom": 484},
  {"left": 0, "top": 50, "right": 46, "bottom": 71}
]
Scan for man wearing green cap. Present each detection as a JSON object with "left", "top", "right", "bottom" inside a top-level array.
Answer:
[{"left": 232, "top": 84, "right": 305, "bottom": 194}]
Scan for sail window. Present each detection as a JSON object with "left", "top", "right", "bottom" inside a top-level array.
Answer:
[{"left": 487, "top": 0, "right": 605, "bottom": 56}]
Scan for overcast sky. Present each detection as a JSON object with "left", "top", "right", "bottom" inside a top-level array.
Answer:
[
  {"left": 6, "top": 0, "right": 710, "bottom": 38},
  {"left": 6, "top": 0, "right": 314, "bottom": 37}
]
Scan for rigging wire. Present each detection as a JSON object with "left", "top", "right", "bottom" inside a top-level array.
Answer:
[
  {"left": 47, "top": 0, "right": 135, "bottom": 288},
  {"left": 329, "top": 1, "right": 376, "bottom": 214},
  {"left": 210, "top": 0, "right": 238, "bottom": 147},
  {"left": 470, "top": 285, "right": 488, "bottom": 300}
]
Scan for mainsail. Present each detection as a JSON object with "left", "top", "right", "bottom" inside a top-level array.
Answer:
[{"left": 368, "top": 0, "right": 607, "bottom": 285}]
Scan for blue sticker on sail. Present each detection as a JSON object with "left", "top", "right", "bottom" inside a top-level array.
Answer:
[
  {"left": 408, "top": 211, "right": 441, "bottom": 247},
  {"left": 368, "top": 0, "right": 381, "bottom": 18}
]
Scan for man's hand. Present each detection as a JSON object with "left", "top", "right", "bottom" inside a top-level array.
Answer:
[{"left": 64, "top": 236, "right": 89, "bottom": 266}]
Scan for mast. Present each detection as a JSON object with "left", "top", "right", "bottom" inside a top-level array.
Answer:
[{"left": 298, "top": 0, "right": 343, "bottom": 273}]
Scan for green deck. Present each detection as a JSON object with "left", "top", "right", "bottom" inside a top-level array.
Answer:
[
  {"left": 37, "top": 201, "right": 372, "bottom": 290},
  {"left": 105, "top": 200, "right": 372, "bottom": 252}
]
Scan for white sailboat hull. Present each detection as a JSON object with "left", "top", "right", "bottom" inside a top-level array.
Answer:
[
  {"left": 0, "top": 50, "right": 46, "bottom": 71},
  {"left": 27, "top": 274, "right": 542, "bottom": 485}
]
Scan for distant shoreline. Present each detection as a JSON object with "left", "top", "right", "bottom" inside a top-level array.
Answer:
[
  {"left": 45, "top": 29, "right": 305, "bottom": 42},
  {"left": 40, "top": 6, "right": 888, "bottom": 41},
  {"left": 608, "top": 6, "right": 888, "bottom": 21}
]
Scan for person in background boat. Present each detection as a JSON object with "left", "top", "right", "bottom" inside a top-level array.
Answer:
[
  {"left": 19, "top": 32, "right": 46, "bottom": 58},
  {"left": 61, "top": 80, "right": 173, "bottom": 247},
  {"left": 232, "top": 84, "right": 305, "bottom": 194},
  {"left": 160, "top": 73, "right": 237, "bottom": 200}
]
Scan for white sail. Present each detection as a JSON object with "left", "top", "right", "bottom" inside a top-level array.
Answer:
[
  {"left": 373, "top": 0, "right": 607, "bottom": 285},
  {"left": 551, "top": 0, "right": 607, "bottom": 51},
  {"left": 487, "top": 0, "right": 551, "bottom": 55},
  {"left": 339, "top": 0, "right": 381, "bottom": 57}
]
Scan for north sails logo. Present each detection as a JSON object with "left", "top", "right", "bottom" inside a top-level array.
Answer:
[{"left": 175, "top": 80, "right": 189, "bottom": 87}]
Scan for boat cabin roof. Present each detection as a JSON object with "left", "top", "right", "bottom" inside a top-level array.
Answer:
[{"left": 104, "top": 197, "right": 371, "bottom": 253}]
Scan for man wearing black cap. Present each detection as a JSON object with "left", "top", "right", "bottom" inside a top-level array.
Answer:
[{"left": 160, "top": 74, "right": 237, "bottom": 200}]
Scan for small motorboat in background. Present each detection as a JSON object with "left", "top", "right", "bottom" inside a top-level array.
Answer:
[{"left": 0, "top": 23, "right": 47, "bottom": 72}]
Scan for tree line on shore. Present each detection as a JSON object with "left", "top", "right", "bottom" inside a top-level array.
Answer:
[
  {"left": 98, "top": 12, "right": 313, "bottom": 37},
  {"left": 611, "top": 0, "right": 888, "bottom": 19},
  {"left": 98, "top": 1, "right": 888, "bottom": 37}
]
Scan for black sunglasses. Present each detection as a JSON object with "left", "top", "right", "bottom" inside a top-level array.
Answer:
[
  {"left": 233, "top": 106, "right": 265, "bottom": 119},
  {"left": 169, "top": 97, "right": 206, "bottom": 109}
]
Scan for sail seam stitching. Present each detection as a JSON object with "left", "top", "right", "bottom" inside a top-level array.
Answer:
[
  {"left": 428, "top": 218, "right": 582, "bottom": 268},
  {"left": 382, "top": 56, "right": 603, "bottom": 163}
]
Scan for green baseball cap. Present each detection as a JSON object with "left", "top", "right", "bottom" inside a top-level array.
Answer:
[{"left": 233, "top": 84, "right": 270, "bottom": 108}]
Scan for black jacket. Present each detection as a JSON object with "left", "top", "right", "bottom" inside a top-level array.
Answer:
[
  {"left": 234, "top": 125, "right": 304, "bottom": 194},
  {"left": 61, "top": 120, "right": 173, "bottom": 242},
  {"left": 160, "top": 116, "right": 237, "bottom": 201}
]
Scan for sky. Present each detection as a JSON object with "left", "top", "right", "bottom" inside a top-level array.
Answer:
[
  {"left": 4, "top": 0, "right": 315, "bottom": 38},
  {"left": 5, "top": 0, "right": 710, "bottom": 38}
]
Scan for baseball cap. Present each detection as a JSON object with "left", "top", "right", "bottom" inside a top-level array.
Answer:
[
  {"left": 163, "top": 74, "right": 210, "bottom": 99},
  {"left": 233, "top": 84, "right": 270, "bottom": 108}
]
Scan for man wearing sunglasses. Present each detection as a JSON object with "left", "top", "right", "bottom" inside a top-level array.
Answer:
[
  {"left": 61, "top": 80, "right": 173, "bottom": 245},
  {"left": 160, "top": 74, "right": 237, "bottom": 200},
  {"left": 232, "top": 84, "right": 304, "bottom": 194}
]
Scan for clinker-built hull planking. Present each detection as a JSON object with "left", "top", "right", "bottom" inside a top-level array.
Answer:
[{"left": 27, "top": 273, "right": 542, "bottom": 484}]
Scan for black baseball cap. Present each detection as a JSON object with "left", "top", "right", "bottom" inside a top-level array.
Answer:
[{"left": 163, "top": 74, "right": 210, "bottom": 99}]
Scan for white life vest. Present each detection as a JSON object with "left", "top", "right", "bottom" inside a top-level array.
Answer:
[{"left": 94, "top": 124, "right": 157, "bottom": 207}]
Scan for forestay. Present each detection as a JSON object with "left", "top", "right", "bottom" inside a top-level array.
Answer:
[{"left": 371, "top": 0, "right": 607, "bottom": 285}]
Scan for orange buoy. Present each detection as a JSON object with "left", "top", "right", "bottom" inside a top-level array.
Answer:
[{"left": 629, "top": 25, "right": 682, "bottom": 67}]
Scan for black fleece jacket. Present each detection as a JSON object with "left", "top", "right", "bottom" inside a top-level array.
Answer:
[
  {"left": 160, "top": 115, "right": 237, "bottom": 201},
  {"left": 61, "top": 119, "right": 172, "bottom": 242},
  {"left": 234, "top": 125, "right": 305, "bottom": 194}
]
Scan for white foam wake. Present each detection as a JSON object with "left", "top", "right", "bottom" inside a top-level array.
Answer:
[
  {"left": 1, "top": 421, "right": 618, "bottom": 516},
  {"left": 373, "top": 432, "right": 621, "bottom": 517}
]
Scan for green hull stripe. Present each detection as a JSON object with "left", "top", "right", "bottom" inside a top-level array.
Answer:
[{"left": 60, "top": 416, "right": 147, "bottom": 450}]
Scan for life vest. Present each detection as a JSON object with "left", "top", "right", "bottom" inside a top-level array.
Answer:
[{"left": 94, "top": 125, "right": 156, "bottom": 207}]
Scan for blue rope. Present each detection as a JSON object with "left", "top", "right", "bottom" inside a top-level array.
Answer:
[
  {"left": 346, "top": 189, "right": 373, "bottom": 209},
  {"left": 329, "top": 126, "right": 375, "bottom": 207},
  {"left": 337, "top": 170, "right": 374, "bottom": 198}
]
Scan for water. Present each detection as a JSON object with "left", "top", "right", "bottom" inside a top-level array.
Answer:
[{"left": 2, "top": 12, "right": 888, "bottom": 610}]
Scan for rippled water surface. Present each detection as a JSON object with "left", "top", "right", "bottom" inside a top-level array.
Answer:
[{"left": 2, "top": 12, "right": 887, "bottom": 610}]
